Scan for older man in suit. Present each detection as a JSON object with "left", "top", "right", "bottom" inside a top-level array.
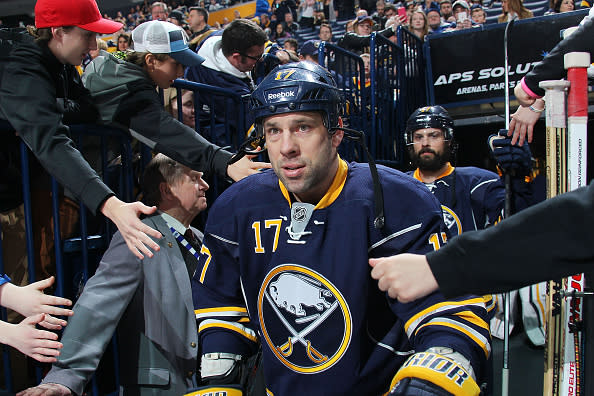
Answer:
[{"left": 18, "top": 154, "right": 209, "bottom": 395}]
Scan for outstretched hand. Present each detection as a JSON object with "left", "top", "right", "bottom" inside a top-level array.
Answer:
[
  {"left": 101, "top": 196, "right": 162, "bottom": 260},
  {"left": 0, "top": 314, "right": 63, "bottom": 363},
  {"left": 226, "top": 153, "right": 271, "bottom": 182},
  {"left": 0, "top": 277, "right": 72, "bottom": 327},
  {"left": 508, "top": 100, "right": 543, "bottom": 146},
  {"left": 17, "top": 382, "right": 72, "bottom": 396},
  {"left": 369, "top": 254, "right": 438, "bottom": 303}
]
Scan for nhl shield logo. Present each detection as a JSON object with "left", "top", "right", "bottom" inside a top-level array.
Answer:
[
  {"left": 293, "top": 206, "right": 308, "bottom": 222},
  {"left": 258, "top": 265, "right": 352, "bottom": 374}
]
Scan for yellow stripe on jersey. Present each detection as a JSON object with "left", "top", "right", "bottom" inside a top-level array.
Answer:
[
  {"left": 195, "top": 306, "right": 248, "bottom": 319},
  {"left": 453, "top": 310, "right": 490, "bottom": 332},
  {"left": 198, "top": 319, "right": 258, "bottom": 343},
  {"left": 483, "top": 295, "right": 496, "bottom": 314},
  {"left": 404, "top": 297, "right": 486, "bottom": 337},
  {"left": 417, "top": 318, "right": 491, "bottom": 358},
  {"left": 279, "top": 157, "right": 348, "bottom": 209}
]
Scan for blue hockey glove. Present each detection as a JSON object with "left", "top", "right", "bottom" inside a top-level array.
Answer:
[{"left": 488, "top": 129, "right": 532, "bottom": 175}]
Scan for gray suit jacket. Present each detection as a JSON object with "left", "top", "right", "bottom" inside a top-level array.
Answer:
[{"left": 43, "top": 214, "right": 200, "bottom": 395}]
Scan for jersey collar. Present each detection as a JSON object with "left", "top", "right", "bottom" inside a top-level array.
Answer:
[
  {"left": 279, "top": 156, "right": 348, "bottom": 210},
  {"left": 413, "top": 162, "right": 455, "bottom": 182}
]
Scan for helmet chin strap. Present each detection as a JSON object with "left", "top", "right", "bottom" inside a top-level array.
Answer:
[{"left": 330, "top": 126, "right": 385, "bottom": 230}]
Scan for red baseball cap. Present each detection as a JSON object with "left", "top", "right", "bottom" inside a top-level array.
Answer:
[{"left": 35, "top": 0, "right": 123, "bottom": 34}]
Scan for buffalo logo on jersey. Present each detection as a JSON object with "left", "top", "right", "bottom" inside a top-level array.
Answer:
[
  {"left": 258, "top": 265, "right": 352, "bottom": 373},
  {"left": 441, "top": 205, "right": 462, "bottom": 236}
]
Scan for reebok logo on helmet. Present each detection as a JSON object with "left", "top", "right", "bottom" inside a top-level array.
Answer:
[{"left": 266, "top": 87, "right": 298, "bottom": 102}]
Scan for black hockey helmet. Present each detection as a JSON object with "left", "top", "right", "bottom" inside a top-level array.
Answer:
[
  {"left": 250, "top": 61, "right": 344, "bottom": 133},
  {"left": 404, "top": 105, "right": 454, "bottom": 145}
]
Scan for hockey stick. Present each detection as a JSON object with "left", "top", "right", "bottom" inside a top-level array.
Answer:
[
  {"left": 501, "top": 18, "right": 515, "bottom": 396},
  {"left": 539, "top": 79, "right": 570, "bottom": 396},
  {"left": 558, "top": 51, "right": 590, "bottom": 396}
]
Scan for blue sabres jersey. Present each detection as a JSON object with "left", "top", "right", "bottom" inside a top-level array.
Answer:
[
  {"left": 192, "top": 159, "right": 491, "bottom": 395},
  {"left": 408, "top": 164, "right": 531, "bottom": 237}
]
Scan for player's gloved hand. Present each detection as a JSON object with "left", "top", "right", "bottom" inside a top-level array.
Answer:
[
  {"left": 386, "top": 349, "right": 480, "bottom": 396},
  {"left": 488, "top": 129, "right": 532, "bottom": 175}
]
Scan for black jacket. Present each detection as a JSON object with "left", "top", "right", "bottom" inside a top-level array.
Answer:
[
  {"left": 83, "top": 51, "right": 233, "bottom": 177},
  {"left": 0, "top": 39, "right": 112, "bottom": 214},
  {"left": 523, "top": 10, "right": 593, "bottom": 97},
  {"left": 427, "top": 182, "right": 594, "bottom": 297}
]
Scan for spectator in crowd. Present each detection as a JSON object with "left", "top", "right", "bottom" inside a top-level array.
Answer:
[
  {"left": 83, "top": 21, "right": 268, "bottom": 196},
  {"left": 272, "top": 0, "right": 298, "bottom": 23},
  {"left": 169, "top": 89, "right": 196, "bottom": 128},
  {"left": 312, "top": 6, "right": 327, "bottom": 26},
  {"left": 318, "top": 22, "right": 334, "bottom": 41},
  {"left": 88, "top": 37, "right": 108, "bottom": 60},
  {"left": 168, "top": 9, "right": 186, "bottom": 26},
  {"left": 208, "top": 0, "right": 224, "bottom": 11},
  {"left": 498, "top": 0, "right": 533, "bottom": 22},
  {"left": 471, "top": 4, "right": 487, "bottom": 24},
  {"left": 233, "top": 9, "right": 242, "bottom": 19},
  {"left": 422, "top": 0, "right": 441, "bottom": 11},
  {"left": 188, "top": 7, "right": 215, "bottom": 51},
  {"left": 185, "top": 19, "right": 267, "bottom": 145},
  {"left": 259, "top": 12, "right": 272, "bottom": 34},
  {"left": 449, "top": 0, "right": 473, "bottom": 29},
  {"left": 377, "top": 3, "right": 398, "bottom": 28},
  {"left": 114, "top": 11, "right": 126, "bottom": 25},
  {"left": 427, "top": 7, "right": 449, "bottom": 33},
  {"left": 409, "top": 9, "right": 429, "bottom": 40},
  {"left": 545, "top": 0, "right": 575, "bottom": 14},
  {"left": 0, "top": 275, "right": 73, "bottom": 363},
  {"left": 283, "top": 11, "right": 301, "bottom": 33},
  {"left": 338, "top": 15, "right": 395, "bottom": 54},
  {"left": 356, "top": 8, "right": 370, "bottom": 17},
  {"left": 298, "top": 0, "right": 316, "bottom": 28},
  {"left": 372, "top": 0, "right": 386, "bottom": 25},
  {"left": 440, "top": 0, "right": 455, "bottom": 22},
  {"left": 0, "top": 0, "right": 168, "bottom": 260},
  {"left": 272, "top": 21, "right": 292, "bottom": 41},
  {"left": 17, "top": 154, "right": 210, "bottom": 395},
  {"left": 117, "top": 32, "right": 131, "bottom": 51},
  {"left": 298, "top": 39, "right": 321, "bottom": 62},
  {"left": 345, "top": 18, "right": 356, "bottom": 32},
  {"left": 151, "top": 1, "right": 169, "bottom": 21},
  {"left": 283, "top": 37, "right": 299, "bottom": 53}
]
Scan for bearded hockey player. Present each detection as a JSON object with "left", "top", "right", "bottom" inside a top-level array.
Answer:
[
  {"left": 404, "top": 105, "right": 545, "bottom": 345},
  {"left": 190, "top": 62, "right": 492, "bottom": 396}
]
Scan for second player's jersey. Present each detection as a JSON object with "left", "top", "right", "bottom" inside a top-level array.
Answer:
[
  {"left": 410, "top": 164, "right": 510, "bottom": 236},
  {"left": 193, "top": 160, "right": 491, "bottom": 395}
]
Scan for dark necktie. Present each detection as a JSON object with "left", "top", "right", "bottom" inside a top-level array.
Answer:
[{"left": 184, "top": 228, "right": 200, "bottom": 251}]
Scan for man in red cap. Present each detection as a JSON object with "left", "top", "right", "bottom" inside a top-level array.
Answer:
[{"left": 0, "top": 0, "right": 166, "bottom": 263}]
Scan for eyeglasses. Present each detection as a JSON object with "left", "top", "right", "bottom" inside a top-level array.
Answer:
[{"left": 239, "top": 52, "right": 264, "bottom": 62}]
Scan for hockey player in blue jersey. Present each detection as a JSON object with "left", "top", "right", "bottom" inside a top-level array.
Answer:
[
  {"left": 404, "top": 105, "right": 533, "bottom": 237},
  {"left": 190, "top": 62, "right": 491, "bottom": 396},
  {"left": 402, "top": 105, "right": 544, "bottom": 344}
]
